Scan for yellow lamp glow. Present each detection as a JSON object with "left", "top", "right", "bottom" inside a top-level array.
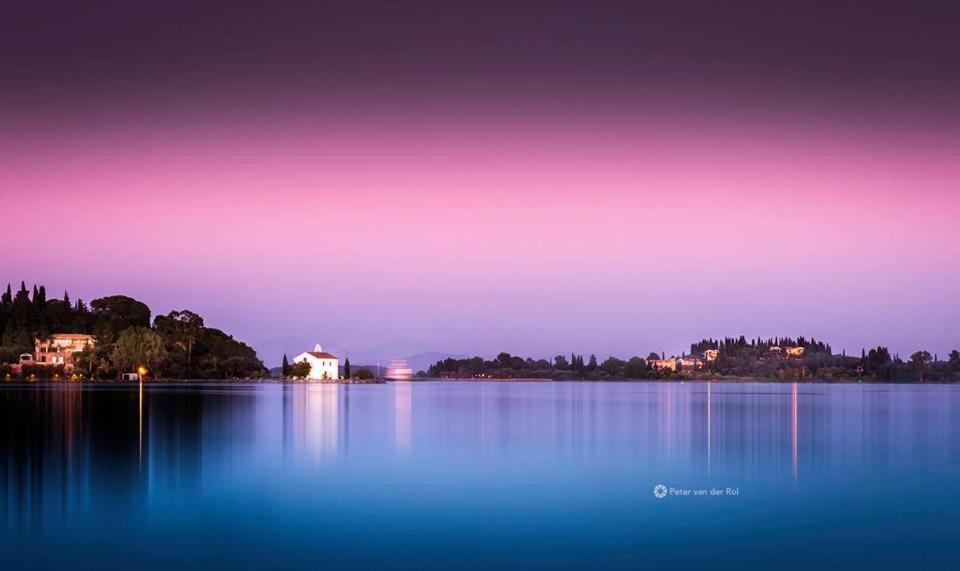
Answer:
[{"left": 137, "top": 365, "right": 149, "bottom": 379}]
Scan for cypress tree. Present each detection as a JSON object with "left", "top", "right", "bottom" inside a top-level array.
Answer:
[
  {"left": 344, "top": 358, "right": 351, "bottom": 379},
  {"left": 282, "top": 354, "right": 289, "bottom": 377},
  {"left": 1, "top": 284, "right": 11, "bottom": 305}
]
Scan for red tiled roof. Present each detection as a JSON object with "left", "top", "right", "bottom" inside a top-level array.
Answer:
[
  {"left": 307, "top": 351, "right": 338, "bottom": 359},
  {"left": 49, "top": 333, "right": 94, "bottom": 340}
]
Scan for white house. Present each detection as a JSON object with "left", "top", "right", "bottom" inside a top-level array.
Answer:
[{"left": 293, "top": 344, "right": 339, "bottom": 380}]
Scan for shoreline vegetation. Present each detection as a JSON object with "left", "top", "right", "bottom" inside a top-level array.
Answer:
[
  {"left": 1, "top": 282, "right": 265, "bottom": 381},
  {"left": 424, "top": 340, "right": 960, "bottom": 384},
  {"left": 1, "top": 282, "right": 957, "bottom": 384}
]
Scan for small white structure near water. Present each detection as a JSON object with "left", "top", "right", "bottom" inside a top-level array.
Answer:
[{"left": 294, "top": 344, "right": 339, "bottom": 380}]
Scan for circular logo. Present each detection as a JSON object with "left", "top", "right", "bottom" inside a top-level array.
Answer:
[{"left": 653, "top": 484, "right": 668, "bottom": 499}]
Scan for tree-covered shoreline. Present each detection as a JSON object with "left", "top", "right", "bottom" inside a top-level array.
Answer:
[
  {"left": 4, "top": 281, "right": 955, "bottom": 383},
  {"left": 427, "top": 336, "right": 960, "bottom": 383},
  {"left": 0, "top": 282, "right": 265, "bottom": 380}
]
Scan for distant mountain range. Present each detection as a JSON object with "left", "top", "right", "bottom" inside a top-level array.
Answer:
[
  {"left": 269, "top": 352, "right": 466, "bottom": 378},
  {"left": 257, "top": 336, "right": 467, "bottom": 371}
]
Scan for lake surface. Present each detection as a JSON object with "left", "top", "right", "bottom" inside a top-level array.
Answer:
[{"left": 2, "top": 381, "right": 959, "bottom": 570}]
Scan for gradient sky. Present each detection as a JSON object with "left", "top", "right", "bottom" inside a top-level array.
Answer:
[{"left": 2, "top": 1, "right": 958, "bottom": 365}]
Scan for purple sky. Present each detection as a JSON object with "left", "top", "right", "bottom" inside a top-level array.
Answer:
[{"left": 3, "top": 1, "right": 959, "bottom": 365}]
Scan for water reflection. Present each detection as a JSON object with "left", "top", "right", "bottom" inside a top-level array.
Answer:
[
  {"left": 394, "top": 381, "right": 412, "bottom": 453},
  {"left": 2, "top": 381, "right": 960, "bottom": 569},
  {"left": 291, "top": 384, "right": 342, "bottom": 462},
  {"left": 792, "top": 382, "right": 798, "bottom": 481},
  {"left": 707, "top": 382, "right": 711, "bottom": 476}
]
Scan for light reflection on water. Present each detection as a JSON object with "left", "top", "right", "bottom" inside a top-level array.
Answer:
[{"left": 2, "top": 381, "right": 960, "bottom": 569}]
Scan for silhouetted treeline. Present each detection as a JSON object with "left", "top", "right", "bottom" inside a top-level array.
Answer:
[
  {"left": 427, "top": 340, "right": 960, "bottom": 382},
  {"left": 427, "top": 352, "right": 652, "bottom": 380},
  {"left": 0, "top": 282, "right": 265, "bottom": 379}
]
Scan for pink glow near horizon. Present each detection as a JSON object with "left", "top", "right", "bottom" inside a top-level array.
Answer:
[{"left": 4, "top": 107, "right": 958, "bottom": 362}]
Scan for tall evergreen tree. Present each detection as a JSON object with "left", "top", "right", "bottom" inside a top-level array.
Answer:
[
  {"left": 344, "top": 358, "right": 351, "bottom": 379},
  {"left": 282, "top": 354, "right": 289, "bottom": 377}
]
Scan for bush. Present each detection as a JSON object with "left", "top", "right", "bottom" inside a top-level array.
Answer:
[
  {"left": 287, "top": 361, "right": 311, "bottom": 379},
  {"left": 354, "top": 368, "right": 375, "bottom": 380}
]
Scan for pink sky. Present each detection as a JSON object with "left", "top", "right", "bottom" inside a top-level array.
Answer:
[{"left": 4, "top": 100, "right": 958, "bottom": 364}]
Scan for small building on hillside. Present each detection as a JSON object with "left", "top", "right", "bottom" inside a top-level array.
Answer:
[
  {"left": 293, "top": 344, "right": 339, "bottom": 380},
  {"left": 649, "top": 358, "right": 678, "bottom": 372},
  {"left": 703, "top": 349, "right": 720, "bottom": 362},
  {"left": 34, "top": 334, "right": 95, "bottom": 367},
  {"left": 786, "top": 346, "right": 806, "bottom": 358},
  {"left": 678, "top": 357, "right": 704, "bottom": 370}
]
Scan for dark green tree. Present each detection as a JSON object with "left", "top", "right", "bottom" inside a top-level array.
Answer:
[
  {"left": 111, "top": 326, "right": 167, "bottom": 377},
  {"left": 599, "top": 356, "right": 623, "bottom": 375},
  {"left": 949, "top": 350, "right": 960, "bottom": 370},
  {"left": 354, "top": 368, "right": 375, "bottom": 380},
  {"left": 344, "top": 358, "right": 351, "bottom": 379},
  {"left": 154, "top": 310, "right": 204, "bottom": 369},
  {"left": 624, "top": 357, "right": 647, "bottom": 378},
  {"left": 91, "top": 295, "right": 151, "bottom": 344},
  {"left": 288, "top": 361, "right": 311, "bottom": 379}
]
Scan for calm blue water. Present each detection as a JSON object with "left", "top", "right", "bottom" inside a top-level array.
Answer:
[{"left": 2, "top": 381, "right": 959, "bottom": 569}]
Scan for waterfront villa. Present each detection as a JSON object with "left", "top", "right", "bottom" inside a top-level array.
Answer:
[
  {"left": 703, "top": 349, "right": 720, "bottom": 362},
  {"left": 649, "top": 358, "right": 678, "bottom": 372},
  {"left": 768, "top": 346, "right": 806, "bottom": 360},
  {"left": 293, "top": 344, "right": 339, "bottom": 380},
  {"left": 649, "top": 355, "right": 703, "bottom": 372},
  {"left": 33, "top": 334, "right": 95, "bottom": 367}
]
